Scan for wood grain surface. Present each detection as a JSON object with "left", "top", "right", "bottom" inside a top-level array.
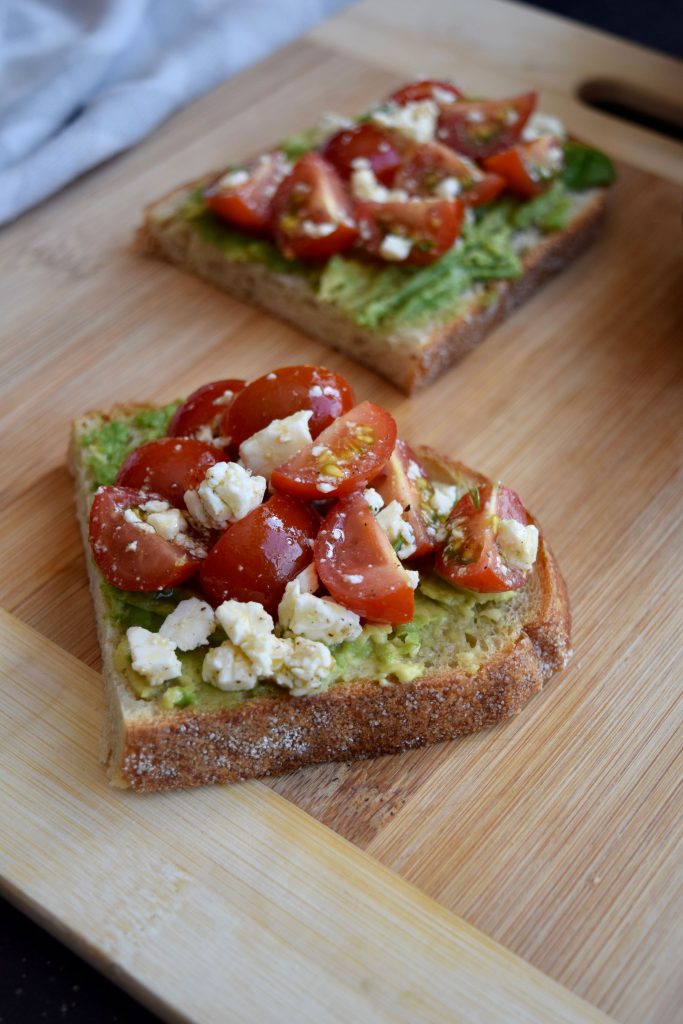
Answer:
[
  {"left": 0, "top": 2, "right": 681, "bottom": 1022},
  {"left": 0, "top": 608, "right": 611, "bottom": 1024}
]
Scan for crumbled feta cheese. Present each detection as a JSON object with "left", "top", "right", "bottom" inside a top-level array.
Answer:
[
  {"left": 300, "top": 220, "right": 337, "bottom": 238},
  {"left": 406, "top": 460, "right": 422, "bottom": 482},
  {"left": 431, "top": 481, "right": 459, "bottom": 519},
  {"left": 343, "top": 573, "right": 363, "bottom": 584},
  {"left": 309, "top": 384, "right": 323, "bottom": 398},
  {"left": 405, "top": 569, "right": 420, "bottom": 590},
  {"left": 350, "top": 159, "right": 409, "bottom": 203},
  {"left": 521, "top": 112, "right": 566, "bottom": 142},
  {"left": 213, "top": 389, "right": 235, "bottom": 406},
  {"left": 316, "top": 480, "right": 336, "bottom": 494},
  {"left": 278, "top": 574, "right": 362, "bottom": 646},
  {"left": 215, "top": 599, "right": 276, "bottom": 675},
  {"left": 126, "top": 540, "right": 138, "bottom": 552},
  {"left": 294, "top": 562, "right": 319, "bottom": 594},
  {"left": 125, "top": 500, "right": 207, "bottom": 557},
  {"left": 239, "top": 410, "right": 313, "bottom": 480},
  {"left": 274, "top": 636, "right": 334, "bottom": 697},
  {"left": 144, "top": 506, "right": 188, "bottom": 542},
  {"left": 127, "top": 626, "right": 181, "bottom": 687},
  {"left": 202, "top": 642, "right": 260, "bottom": 691},
  {"left": 379, "top": 233, "right": 413, "bottom": 262},
  {"left": 372, "top": 100, "right": 438, "bottom": 144},
  {"left": 377, "top": 500, "right": 417, "bottom": 559},
  {"left": 435, "top": 176, "right": 461, "bottom": 200},
  {"left": 184, "top": 461, "right": 266, "bottom": 530},
  {"left": 123, "top": 508, "right": 154, "bottom": 533},
  {"left": 218, "top": 168, "right": 249, "bottom": 189},
  {"left": 363, "top": 487, "right": 384, "bottom": 515},
  {"left": 159, "top": 597, "right": 216, "bottom": 651},
  {"left": 497, "top": 518, "right": 539, "bottom": 571}
]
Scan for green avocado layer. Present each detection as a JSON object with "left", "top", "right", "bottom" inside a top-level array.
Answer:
[
  {"left": 78, "top": 408, "right": 533, "bottom": 711},
  {"left": 179, "top": 140, "right": 614, "bottom": 333}
]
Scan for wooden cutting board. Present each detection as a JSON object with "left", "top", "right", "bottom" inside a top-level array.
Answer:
[{"left": 1, "top": 1, "right": 681, "bottom": 1021}]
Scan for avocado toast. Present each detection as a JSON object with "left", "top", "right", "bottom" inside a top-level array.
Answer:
[
  {"left": 139, "top": 79, "right": 615, "bottom": 393},
  {"left": 70, "top": 369, "right": 571, "bottom": 792}
]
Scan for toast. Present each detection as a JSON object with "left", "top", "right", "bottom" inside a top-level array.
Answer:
[
  {"left": 139, "top": 179, "right": 606, "bottom": 394},
  {"left": 70, "top": 404, "right": 571, "bottom": 793}
]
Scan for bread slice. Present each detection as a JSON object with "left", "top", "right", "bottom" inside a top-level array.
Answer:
[
  {"left": 70, "top": 405, "right": 571, "bottom": 793},
  {"left": 138, "top": 179, "right": 606, "bottom": 393}
]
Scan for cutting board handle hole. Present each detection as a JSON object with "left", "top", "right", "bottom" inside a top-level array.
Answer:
[{"left": 577, "top": 78, "right": 683, "bottom": 142}]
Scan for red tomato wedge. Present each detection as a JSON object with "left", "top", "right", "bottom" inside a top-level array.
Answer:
[
  {"left": 271, "top": 153, "right": 358, "bottom": 260},
  {"left": 270, "top": 402, "right": 397, "bottom": 501},
  {"left": 224, "top": 365, "right": 355, "bottom": 448},
  {"left": 321, "top": 123, "right": 404, "bottom": 185},
  {"left": 315, "top": 492, "right": 414, "bottom": 624},
  {"left": 388, "top": 79, "right": 463, "bottom": 107},
  {"left": 373, "top": 440, "right": 438, "bottom": 558},
  {"left": 435, "top": 483, "right": 532, "bottom": 592},
  {"left": 168, "top": 379, "right": 246, "bottom": 441},
  {"left": 393, "top": 142, "right": 505, "bottom": 207},
  {"left": 89, "top": 487, "right": 204, "bottom": 592},
  {"left": 483, "top": 135, "right": 564, "bottom": 199},
  {"left": 356, "top": 198, "right": 463, "bottom": 265},
  {"left": 436, "top": 92, "right": 536, "bottom": 160},
  {"left": 204, "top": 151, "right": 291, "bottom": 232},
  {"left": 199, "top": 494, "right": 319, "bottom": 614},
  {"left": 115, "top": 438, "right": 222, "bottom": 507}
]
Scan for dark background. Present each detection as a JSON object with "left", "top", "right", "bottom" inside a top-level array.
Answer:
[{"left": 2, "top": 3, "right": 680, "bottom": 1024}]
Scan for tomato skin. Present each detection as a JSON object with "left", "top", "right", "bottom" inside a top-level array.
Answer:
[
  {"left": 357, "top": 198, "right": 463, "bottom": 265},
  {"left": 204, "top": 151, "right": 291, "bottom": 231},
  {"left": 199, "top": 494, "right": 319, "bottom": 614},
  {"left": 483, "top": 135, "right": 564, "bottom": 199},
  {"left": 436, "top": 92, "right": 536, "bottom": 160},
  {"left": 435, "top": 483, "right": 531, "bottom": 593},
  {"left": 394, "top": 142, "right": 505, "bottom": 207},
  {"left": 224, "top": 365, "right": 355, "bottom": 449},
  {"left": 168, "top": 379, "right": 246, "bottom": 441},
  {"left": 374, "top": 440, "right": 438, "bottom": 558},
  {"left": 89, "top": 487, "right": 203, "bottom": 592},
  {"left": 115, "top": 438, "right": 222, "bottom": 507},
  {"left": 321, "top": 123, "right": 404, "bottom": 185},
  {"left": 271, "top": 402, "right": 397, "bottom": 501},
  {"left": 315, "top": 492, "right": 414, "bottom": 624},
  {"left": 271, "top": 153, "right": 358, "bottom": 260},
  {"left": 389, "top": 79, "right": 463, "bottom": 107}
]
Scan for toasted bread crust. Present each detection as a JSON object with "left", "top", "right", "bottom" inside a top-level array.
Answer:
[
  {"left": 137, "top": 179, "right": 606, "bottom": 394},
  {"left": 71, "top": 422, "right": 571, "bottom": 793}
]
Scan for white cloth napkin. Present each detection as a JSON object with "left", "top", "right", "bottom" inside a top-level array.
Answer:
[{"left": 0, "top": 0, "right": 347, "bottom": 225}]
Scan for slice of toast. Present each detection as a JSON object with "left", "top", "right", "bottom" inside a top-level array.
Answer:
[
  {"left": 138, "top": 179, "right": 606, "bottom": 393},
  {"left": 70, "top": 406, "right": 571, "bottom": 793}
]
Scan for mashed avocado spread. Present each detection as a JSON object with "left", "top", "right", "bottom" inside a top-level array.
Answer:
[
  {"left": 79, "top": 409, "right": 533, "bottom": 710},
  {"left": 178, "top": 140, "right": 614, "bottom": 334}
]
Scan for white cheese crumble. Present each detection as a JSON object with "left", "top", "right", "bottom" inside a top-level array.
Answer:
[
  {"left": 379, "top": 233, "right": 413, "bottom": 262},
  {"left": 431, "top": 481, "right": 459, "bottom": 519},
  {"left": 522, "top": 112, "right": 566, "bottom": 142},
  {"left": 217, "top": 168, "right": 249, "bottom": 189},
  {"left": 184, "top": 461, "right": 266, "bottom": 530},
  {"left": 124, "top": 500, "right": 207, "bottom": 557},
  {"left": 350, "top": 158, "right": 409, "bottom": 203},
  {"left": 405, "top": 569, "right": 420, "bottom": 590},
  {"left": 376, "top": 499, "right": 417, "bottom": 559},
  {"left": 300, "top": 220, "right": 337, "bottom": 238},
  {"left": 497, "top": 518, "right": 539, "bottom": 571},
  {"left": 202, "top": 642, "right": 260, "bottom": 691},
  {"left": 127, "top": 626, "right": 181, "bottom": 687},
  {"left": 278, "top": 568, "right": 362, "bottom": 646},
  {"left": 363, "top": 487, "right": 384, "bottom": 515},
  {"left": 435, "top": 176, "right": 462, "bottom": 200},
  {"left": 239, "top": 410, "right": 313, "bottom": 480},
  {"left": 274, "top": 636, "right": 334, "bottom": 697},
  {"left": 215, "top": 599, "right": 276, "bottom": 675},
  {"left": 371, "top": 100, "right": 438, "bottom": 144},
  {"left": 159, "top": 597, "right": 216, "bottom": 652}
]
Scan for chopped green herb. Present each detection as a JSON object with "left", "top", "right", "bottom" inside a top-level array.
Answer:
[
  {"left": 469, "top": 486, "right": 481, "bottom": 510},
  {"left": 562, "top": 141, "right": 617, "bottom": 190}
]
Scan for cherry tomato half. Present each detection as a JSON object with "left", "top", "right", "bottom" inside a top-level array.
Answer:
[
  {"left": 388, "top": 79, "right": 463, "bottom": 107},
  {"left": 89, "top": 486, "right": 204, "bottom": 591},
  {"left": 115, "top": 438, "right": 222, "bottom": 507},
  {"left": 315, "top": 491, "right": 414, "bottom": 624},
  {"left": 393, "top": 141, "right": 505, "bottom": 207},
  {"left": 435, "top": 483, "right": 531, "bottom": 592},
  {"left": 357, "top": 198, "right": 463, "bottom": 265},
  {"left": 374, "top": 440, "right": 438, "bottom": 558},
  {"left": 436, "top": 92, "right": 536, "bottom": 161},
  {"left": 199, "top": 494, "right": 319, "bottom": 614},
  {"left": 270, "top": 401, "right": 397, "bottom": 501},
  {"left": 168, "top": 379, "right": 246, "bottom": 442},
  {"left": 321, "top": 123, "right": 405, "bottom": 185},
  {"left": 271, "top": 153, "right": 358, "bottom": 260},
  {"left": 483, "top": 134, "right": 564, "bottom": 199},
  {"left": 204, "top": 151, "right": 291, "bottom": 232},
  {"left": 224, "top": 365, "right": 355, "bottom": 448}
]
